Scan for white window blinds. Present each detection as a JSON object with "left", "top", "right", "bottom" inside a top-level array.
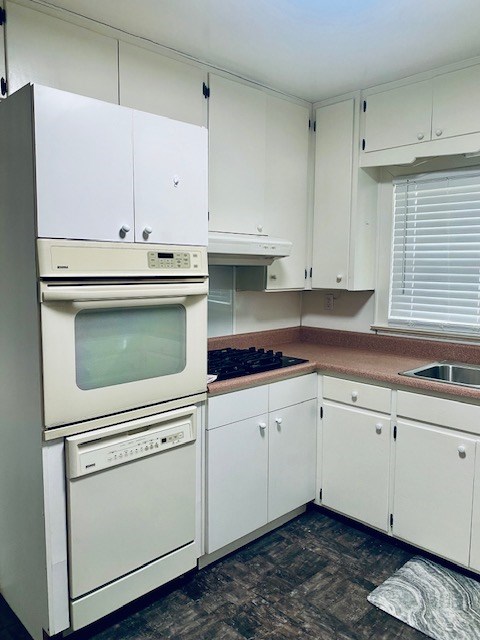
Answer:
[{"left": 389, "top": 167, "right": 480, "bottom": 335}]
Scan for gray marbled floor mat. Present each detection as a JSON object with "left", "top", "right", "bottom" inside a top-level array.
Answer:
[{"left": 368, "top": 556, "right": 480, "bottom": 640}]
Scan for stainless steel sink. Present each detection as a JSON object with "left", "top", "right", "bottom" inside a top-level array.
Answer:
[{"left": 400, "top": 361, "right": 480, "bottom": 388}]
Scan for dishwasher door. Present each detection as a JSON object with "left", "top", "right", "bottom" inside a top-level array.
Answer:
[{"left": 66, "top": 406, "right": 197, "bottom": 600}]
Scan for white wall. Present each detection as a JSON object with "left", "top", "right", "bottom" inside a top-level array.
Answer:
[
  {"left": 301, "top": 290, "right": 375, "bottom": 333},
  {"left": 236, "top": 291, "right": 302, "bottom": 334}
]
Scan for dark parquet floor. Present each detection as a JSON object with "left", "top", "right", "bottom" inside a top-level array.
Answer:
[{"left": 1, "top": 507, "right": 428, "bottom": 640}]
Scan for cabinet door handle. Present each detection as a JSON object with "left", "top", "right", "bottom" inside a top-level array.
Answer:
[
  {"left": 258, "top": 422, "right": 267, "bottom": 432},
  {"left": 336, "top": 273, "right": 343, "bottom": 283},
  {"left": 351, "top": 391, "right": 358, "bottom": 401},
  {"left": 275, "top": 417, "right": 283, "bottom": 427},
  {"left": 417, "top": 132, "right": 424, "bottom": 140},
  {"left": 143, "top": 226, "right": 153, "bottom": 240},
  {"left": 435, "top": 129, "right": 443, "bottom": 137},
  {"left": 458, "top": 445, "right": 466, "bottom": 456},
  {"left": 119, "top": 224, "right": 131, "bottom": 238},
  {"left": 256, "top": 224, "right": 263, "bottom": 233},
  {"left": 375, "top": 423, "right": 383, "bottom": 434}
]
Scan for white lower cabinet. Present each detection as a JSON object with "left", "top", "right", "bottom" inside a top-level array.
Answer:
[
  {"left": 206, "top": 374, "right": 317, "bottom": 554},
  {"left": 268, "top": 400, "right": 316, "bottom": 522},
  {"left": 207, "top": 414, "right": 269, "bottom": 553},
  {"left": 469, "top": 446, "right": 480, "bottom": 571},
  {"left": 393, "top": 419, "right": 476, "bottom": 567},
  {"left": 320, "top": 376, "right": 480, "bottom": 572},
  {"left": 322, "top": 402, "right": 390, "bottom": 531}
]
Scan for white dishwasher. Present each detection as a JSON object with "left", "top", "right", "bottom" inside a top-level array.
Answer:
[{"left": 66, "top": 406, "right": 197, "bottom": 624}]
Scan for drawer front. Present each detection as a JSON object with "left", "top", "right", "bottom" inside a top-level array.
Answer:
[
  {"left": 269, "top": 373, "right": 317, "bottom": 411},
  {"left": 397, "top": 391, "right": 480, "bottom": 434},
  {"left": 323, "top": 376, "right": 391, "bottom": 413},
  {"left": 207, "top": 385, "right": 269, "bottom": 430}
]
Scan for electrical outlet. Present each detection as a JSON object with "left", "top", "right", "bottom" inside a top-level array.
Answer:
[{"left": 324, "top": 294, "right": 334, "bottom": 311}]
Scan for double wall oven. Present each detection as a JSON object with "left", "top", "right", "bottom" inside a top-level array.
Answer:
[{"left": 38, "top": 239, "right": 208, "bottom": 630}]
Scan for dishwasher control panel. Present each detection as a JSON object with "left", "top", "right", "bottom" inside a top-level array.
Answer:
[{"left": 67, "top": 411, "right": 196, "bottom": 479}]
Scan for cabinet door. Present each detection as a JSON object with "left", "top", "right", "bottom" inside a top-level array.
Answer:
[
  {"left": 322, "top": 402, "right": 390, "bottom": 531},
  {"left": 208, "top": 74, "right": 267, "bottom": 235},
  {"left": 312, "top": 100, "right": 353, "bottom": 289},
  {"left": 394, "top": 419, "right": 475, "bottom": 566},
  {"left": 363, "top": 81, "right": 432, "bottom": 151},
  {"left": 133, "top": 110, "right": 208, "bottom": 246},
  {"left": 34, "top": 85, "right": 135, "bottom": 242},
  {"left": 433, "top": 65, "right": 480, "bottom": 140},
  {"left": 6, "top": 3, "right": 118, "bottom": 103},
  {"left": 206, "top": 415, "right": 268, "bottom": 553},
  {"left": 268, "top": 400, "right": 316, "bottom": 521},
  {"left": 469, "top": 441, "right": 480, "bottom": 571},
  {"left": 265, "top": 97, "right": 309, "bottom": 290},
  {"left": 119, "top": 42, "right": 207, "bottom": 127}
]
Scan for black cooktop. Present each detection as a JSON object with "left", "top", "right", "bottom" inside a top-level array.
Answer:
[{"left": 208, "top": 347, "right": 308, "bottom": 381}]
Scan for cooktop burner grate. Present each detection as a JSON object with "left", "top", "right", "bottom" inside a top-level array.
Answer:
[{"left": 208, "top": 347, "right": 308, "bottom": 381}]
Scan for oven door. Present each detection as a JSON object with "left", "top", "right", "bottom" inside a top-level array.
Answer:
[{"left": 40, "top": 280, "right": 207, "bottom": 427}]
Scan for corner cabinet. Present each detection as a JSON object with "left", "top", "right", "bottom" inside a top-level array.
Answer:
[
  {"left": 311, "top": 96, "right": 377, "bottom": 290},
  {"left": 206, "top": 375, "right": 317, "bottom": 555},
  {"left": 13, "top": 84, "right": 207, "bottom": 245},
  {"left": 208, "top": 74, "right": 310, "bottom": 289}
]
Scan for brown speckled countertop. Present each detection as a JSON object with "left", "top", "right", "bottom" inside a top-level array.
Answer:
[{"left": 208, "top": 327, "right": 480, "bottom": 404}]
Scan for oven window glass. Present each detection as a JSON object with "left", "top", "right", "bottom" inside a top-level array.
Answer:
[{"left": 75, "top": 305, "right": 186, "bottom": 390}]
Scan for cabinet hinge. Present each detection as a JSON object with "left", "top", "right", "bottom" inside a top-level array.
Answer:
[
  {"left": 320, "top": 406, "right": 323, "bottom": 419},
  {"left": 362, "top": 138, "right": 366, "bottom": 151},
  {"left": 313, "top": 120, "right": 316, "bottom": 132},
  {"left": 319, "top": 488, "right": 323, "bottom": 501},
  {"left": 309, "top": 267, "right": 312, "bottom": 278},
  {"left": 363, "top": 99, "right": 367, "bottom": 112},
  {"left": 202, "top": 82, "right": 210, "bottom": 99},
  {"left": 390, "top": 513, "right": 394, "bottom": 527},
  {"left": 1, "top": 77, "right": 7, "bottom": 97},
  {"left": 207, "top": 210, "right": 210, "bottom": 221},
  {"left": 308, "top": 119, "right": 312, "bottom": 130},
  {"left": 393, "top": 425, "right": 397, "bottom": 440},
  {"left": 305, "top": 268, "right": 308, "bottom": 280},
  {"left": 0, "top": 7, "right": 6, "bottom": 26}
]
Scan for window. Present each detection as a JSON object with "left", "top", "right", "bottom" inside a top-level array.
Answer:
[{"left": 389, "top": 167, "right": 480, "bottom": 336}]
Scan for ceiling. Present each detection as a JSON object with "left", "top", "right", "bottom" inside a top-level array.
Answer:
[{"left": 27, "top": 0, "right": 480, "bottom": 102}]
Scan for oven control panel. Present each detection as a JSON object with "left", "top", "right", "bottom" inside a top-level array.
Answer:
[
  {"left": 70, "top": 419, "right": 194, "bottom": 478},
  {"left": 147, "top": 250, "right": 202, "bottom": 271}
]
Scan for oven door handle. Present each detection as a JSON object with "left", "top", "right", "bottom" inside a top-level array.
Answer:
[{"left": 41, "top": 281, "right": 208, "bottom": 302}]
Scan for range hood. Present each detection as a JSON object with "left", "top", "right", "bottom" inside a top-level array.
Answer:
[{"left": 208, "top": 232, "right": 292, "bottom": 266}]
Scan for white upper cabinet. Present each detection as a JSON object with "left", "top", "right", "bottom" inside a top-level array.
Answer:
[
  {"left": 265, "top": 96, "right": 309, "bottom": 290},
  {"left": 6, "top": 3, "right": 118, "bottom": 103},
  {"left": 208, "top": 74, "right": 267, "bottom": 236},
  {"left": 312, "top": 97, "right": 377, "bottom": 290},
  {"left": 119, "top": 42, "right": 207, "bottom": 127},
  {"left": 363, "top": 81, "right": 432, "bottom": 152},
  {"left": 32, "top": 84, "right": 207, "bottom": 245},
  {"left": 133, "top": 110, "right": 208, "bottom": 246},
  {"left": 361, "top": 62, "right": 480, "bottom": 164},
  {"left": 432, "top": 65, "right": 480, "bottom": 140},
  {"left": 35, "top": 85, "right": 134, "bottom": 242}
]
